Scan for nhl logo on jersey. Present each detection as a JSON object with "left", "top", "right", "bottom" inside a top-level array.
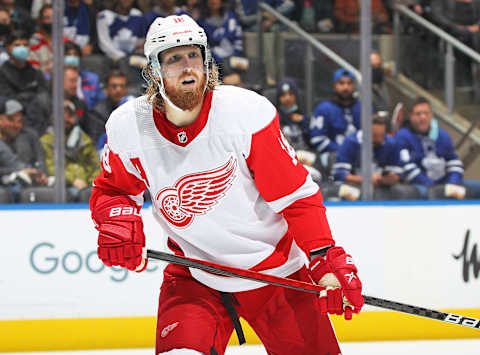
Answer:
[{"left": 177, "top": 131, "right": 188, "bottom": 144}]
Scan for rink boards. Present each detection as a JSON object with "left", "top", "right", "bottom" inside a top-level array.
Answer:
[{"left": 1, "top": 201, "right": 480, "bottom": 351}]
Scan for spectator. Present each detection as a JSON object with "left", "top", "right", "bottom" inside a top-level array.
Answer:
[
  {"left": 275, "top": 78, "right": 322, "bottom": 182},
  {"left": 23, "top": 88, "right": 50, "bottom": 137},
  {"left": 0, "top": 30, "right": 47, "bottom": 109},
  {"left": 384, "top": 1, "right": 430, "bottom": 19},
  {"left": 431, "top": 0, "right": 480, "bottom": 88},
  {"left": 234, "top": 0, "right": 295, "bottom": 31},
  {"left": 329, "top": 113, "right": 419, "bottom": 200},
  {"left": 30, "top": 0, "right": 51, "bottom": 20},
  {"left": 64, "top": 41, "right": 105, "bottom": 109},
  {"left": 96, "top": 0, "right": 146, "bottom": 61},
  {"left": 0, "top": 138, "right": 43, "bottom": 202},
  {"left": 371, "top": 50, "right": 391, "bottom": 112},
  {"left": 40, "top": 99, "right": 100, "bottom": 202},
  {"left": 92, "top": 69, "right": 129, "bottom": 127},
  {"left": 96, "top": 0, "right": 147, "bottom": 91},
  {"left": 0, "top": 8, "right": 13, "bottom": 65},
  {"left": 64, "top": 0, "right": 93, "bottom": 55},
  {"left": 396, "top": 96, "right": 480, "bottom": 199},
  {"left": 144, "top": 0, "right": 188, "bottom": 28},
  {"left": 198, "top": 0, "right": 244, "bottom": 67},
  {"left": 29, "top": 4, "right": 53, "bottom": 78},
  {"left": 24, "top": 66, "right": 102, "bottom": 140},
  {"left": 181, "top": 0, "right": 201, "bottom": 20},
  {"left": 309, "top": 68, "right": 361, "bottom": 175},
  {"left": 292, "top": 0, "right": 334, "bottom": 33},
  {"left": 431, "top": 0, "right": 480, "bottom": 41},
  {"left": 63, "top": 65, "right": 103, "bottom": 142},
  {"left": 0, "top": 98, "right": 48, "bottom": 202},
  {"left": 334, "top": 0, "right": 390, "bottom": 34},
  {"left": 0, "top": 97, "right": 47, "bottom": 175},
  {"left": 1, "top": 0, "right": 34, "bottom": 36},
  {"left": 221, "top": 58, "right": 246, "bottom": 87},
  {"left": 276, "top": 78, "right": 309, "bottom": 150}
]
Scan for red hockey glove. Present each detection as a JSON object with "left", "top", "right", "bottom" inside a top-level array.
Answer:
[
  {"left": 92, "top": 196, "right": 147, "bottom": 272},
  {"left": 309, "top": 247, "right": 364, "bottom": 320}
]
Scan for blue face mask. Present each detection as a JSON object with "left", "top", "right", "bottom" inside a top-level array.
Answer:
[
  {"left": 12, "top": 45, "right": 29, "bottom": 62},
  {"left": 283, "top": 104, "right": 298, "bottom": 114},
  {"left": 64, "top": 55, "right": 80, "bottom": 67}
]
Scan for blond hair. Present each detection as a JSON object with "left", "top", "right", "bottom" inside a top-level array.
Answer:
[{"left": 143, "top": 63, "right": 220, "bottom": 112}]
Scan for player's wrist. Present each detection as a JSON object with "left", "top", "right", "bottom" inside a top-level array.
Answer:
[{"left": 309, "top": 245, "right": 333, "bottom": 261}]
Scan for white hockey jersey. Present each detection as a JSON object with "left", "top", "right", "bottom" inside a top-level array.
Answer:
[{"left": 91, "top": 85, "right": 333, "bottom": 292}]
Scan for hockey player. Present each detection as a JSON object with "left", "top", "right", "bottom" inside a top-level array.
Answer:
[{"left": 89, "top": 14, "right": 363, "bottom": 355}]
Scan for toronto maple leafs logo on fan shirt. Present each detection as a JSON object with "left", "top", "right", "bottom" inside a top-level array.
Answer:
[{"left": 155, "top": 156, "right": 237, "bottom": 228}]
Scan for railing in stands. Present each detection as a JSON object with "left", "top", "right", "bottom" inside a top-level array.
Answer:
[
  {"left": 393, "top": 4, "right": 480, "bottom": 152},
  {"left": 256, "top": 2, "right": 362, "bottom": 117},
  {"left": 256, "top": 1, "right": 376, "bottom": 199}
]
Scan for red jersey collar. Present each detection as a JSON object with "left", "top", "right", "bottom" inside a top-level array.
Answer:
[{"left": 153, "top": 91, "right": 213, "bottom": 147}]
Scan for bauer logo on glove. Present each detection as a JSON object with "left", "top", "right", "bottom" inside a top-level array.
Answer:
[{"left": 309, "top": 246, "right": 364, "bottom": 320}]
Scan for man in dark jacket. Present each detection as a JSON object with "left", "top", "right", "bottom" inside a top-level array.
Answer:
[
  {"left": 92, "top": 69, "right": 129, "bottom": 125},
  {"left": 0, "top": 30, "right": 47, "bottom": 108},
  {"left": 431, "top": 0, "right": 480, "bottom": 42},
  {"left": 0, "top": 97, "right": 47, "bottom": 177},
  {"left": 275, "top": 78, "right": 322, "bottom": 182},
  {"left": 431, "top": 0, "right": 480, "bottom": 88}
]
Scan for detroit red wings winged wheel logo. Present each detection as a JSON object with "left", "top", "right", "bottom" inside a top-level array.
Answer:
[{"left": 155, "top": 157, "right": 237, "bottom": 228}]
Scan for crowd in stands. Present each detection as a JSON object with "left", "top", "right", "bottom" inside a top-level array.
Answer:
[
  {"left": 0, "top": 0, "right": 478, "bottom": 203},
  {"left": 273, "top": 68, "right": 480, "bottom": 201}
]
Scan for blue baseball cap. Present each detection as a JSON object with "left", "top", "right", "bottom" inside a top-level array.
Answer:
[
  {"left": 333, "top": 69, "right": 355, "bottom": 83},
  {"left": 276, "top": 78, "right": 298, "bottom": 98}
]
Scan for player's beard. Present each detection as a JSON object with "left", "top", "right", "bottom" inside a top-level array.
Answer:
[{"left": 164, "top": 73, "right": 207, "bottom": 111}]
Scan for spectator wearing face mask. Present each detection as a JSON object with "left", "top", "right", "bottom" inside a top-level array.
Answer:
[
  {"left": 64, "top": 41, "right": 105, "bottom": 109},
  {"left": 370, "top": 50, "right": 391, "bottom": 113},
  {"left": 275, "top": 78, "right": 322, "bottom": 183},
  {"left": 0, "top": 8, "right": 13, "bottom": 66},
  {"left": 0, "top": 30, "right": 47, "bottom": 109},
  {"left": 0, "top": 0, "right": 34, "bottom": 36}
]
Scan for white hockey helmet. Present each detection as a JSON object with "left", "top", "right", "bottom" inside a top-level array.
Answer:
[{"left": 144, "top": 14, "right": 211, "bottom": 79}]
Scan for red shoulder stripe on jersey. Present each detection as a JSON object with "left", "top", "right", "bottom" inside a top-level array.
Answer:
[
  {"left": 130, "top": 157, "right": 150, "bottom": 188},
  {"left": 152, "top": 90, "right": 213, "bottom": 147},
  {"left": 245, "top": 113, "right": 308, "bottom": 202},
  {"left": 281, "top": 189, "right": 334, "bottom": 257},
  {"left": 91, "top": 145, "right": 147, "bottom": 210}
]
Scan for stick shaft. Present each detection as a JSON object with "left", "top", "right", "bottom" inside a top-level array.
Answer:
[{"left": 147, "top": 249, "right": 480, "bottom": 330}]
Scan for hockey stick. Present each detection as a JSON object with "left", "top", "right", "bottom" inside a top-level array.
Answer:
[{"left": 147, "top": 249, "right": 480, "bottom": 330}]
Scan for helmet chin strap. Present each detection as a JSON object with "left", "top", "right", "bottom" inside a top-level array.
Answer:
[
  {"left": 157, "top": 73, "right": 209, "bottom": 113},
  {"left": 157, "top": 76, "right": 184, "bottom": 112}
]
